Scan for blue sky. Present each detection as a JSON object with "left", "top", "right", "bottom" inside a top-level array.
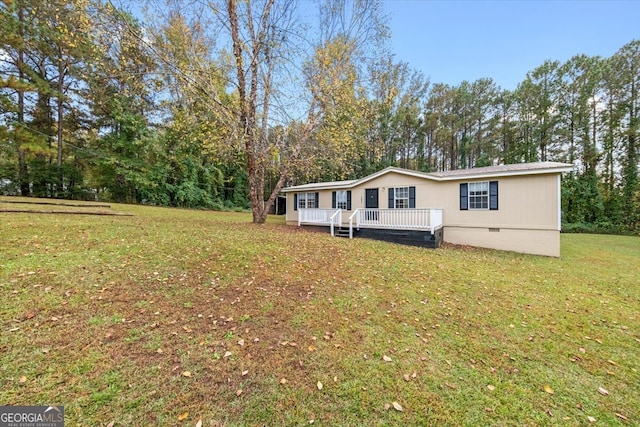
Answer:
[{"left": 384, "top": 0, "right": 640, "bottom": 90}]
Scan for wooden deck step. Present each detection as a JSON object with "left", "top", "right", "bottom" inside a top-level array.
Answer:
[{"left": 334, "top": 228, "right": 351, "bottom": 238}]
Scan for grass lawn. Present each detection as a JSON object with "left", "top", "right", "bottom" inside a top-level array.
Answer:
[{"left": 1, "top": 197, "right": 638, "bottom": 426}]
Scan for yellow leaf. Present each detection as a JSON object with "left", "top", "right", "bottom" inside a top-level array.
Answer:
[
  {"left": 544, "top": 385, "right": 554, "bottom": 395},
  {"left": 392, "top": 401, "right": 403, "bottom": 411},
  {"left": 182, "top": 371, "right": 192, "bottom": 377},
  {"left": 178, "top": 412, "right": 188, "bottom": 420}
]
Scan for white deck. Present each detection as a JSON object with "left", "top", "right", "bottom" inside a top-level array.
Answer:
[{"left": 298, "top": 208, "right": 444, "bottom": 238}]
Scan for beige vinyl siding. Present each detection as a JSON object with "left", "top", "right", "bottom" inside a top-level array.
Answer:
[{"left": 433, "top": 174, "right": 560, "bottom": 230}]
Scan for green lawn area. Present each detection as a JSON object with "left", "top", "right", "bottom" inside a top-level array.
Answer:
[{"left": 1, "top": 198, "right": 638, "bottom": 426}]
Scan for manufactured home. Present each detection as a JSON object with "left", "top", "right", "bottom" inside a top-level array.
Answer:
[{"left": 282, "top": 162, "right": 574, "bottom": 257}]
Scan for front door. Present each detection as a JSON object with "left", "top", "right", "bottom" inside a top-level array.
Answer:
[{"left": 365, "top": 188, "right": 378, "bottom": 221}]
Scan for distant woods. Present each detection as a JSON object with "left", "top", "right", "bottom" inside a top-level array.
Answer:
[{"left": 0, "top": 1, "right": 638, "bottom": 231}]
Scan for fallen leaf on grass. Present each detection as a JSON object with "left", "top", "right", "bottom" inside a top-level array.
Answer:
[
  {"left": 597, "top": 386, "right": 608, "bottom": 396},
  {"left": 384, "top": 403, "right": 391, "bottom": 410},
  {"left": 587, "top": 416, "right": 596, "bottom": 422},
  {"left": 615, "top": 413, "right": 628, "bottom": 421},
  {"left": 195, "top": 420, "right": 202, "bottom": 427},
  {"left": 392, "top": 402, "right": 403, "bottom": 412},
  {"left": 235, "top": 389, "right": 242, "bottom": 396},
  {"left": 487, "top": 385, "right": 495, "bottom": 391},
  {"left": 19, "top": 376, "right": 27, "bottom": 384},
  {"left": 237, "top": 339, "right": 245, "bottom": 346},
  {"left": 182, "top": 371, "right": 192, "bottom": 378},
  {"left": 383, "top": 355, "right": 392, "bottom": 362},
  {"left": 280, "top": 378, "right": 287, "bottom": 384},
  {"left": 178, "top": 412, "right": 188, "bottom": 421},
  {"left": 223, "top": 351, "right": 232, "bottom": 358},
  {"left": 444, "top": 383, "right": 457, "bottom": 390},
  {"left": 241, "top": 370, "right": 249, "bottom": 376},
  {"left": 544, "top": 385, "right": 554, "bottom": 395},
  {"left": 317, "top": 381, "right": 323, "bottom": 390},
  {"left": 403, "top": 374, "right": 410, "bottom": 382},
  {"left": 106, "top": 422, "right": 115, "bottom": 427}
]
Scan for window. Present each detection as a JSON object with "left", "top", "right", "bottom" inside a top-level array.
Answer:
[
  {"left": 388, "top": 186, "right": 416, "bottom": 209},
  {"left": 460, "top": 181, "right": 498, "bottom": 210},
  {"left": 332, "top": 190, "right": 352, "bottom": 210},
  {"left": 469, "top": 182, "right": 489, "bottom": 209},
  {"left": 297, "top": 192, "right": 317, "bottom": 209},
  {"left": 394, "top": 187, "right": 410, "bottom": 208},
  {"left": 336, "top": 191, "right": 348, "bottom": 209}
]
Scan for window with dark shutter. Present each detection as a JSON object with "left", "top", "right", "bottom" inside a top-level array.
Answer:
[
  {"left": 335, "top": 190, "right": 349, "bottom": 209},
  {"left": 389, "top": 187, "right": 412, "bottom": 208},
  {"left": 297, "top": 192, "right": 319, "bottom": 209},
  {"left": 346, "top": 191, "right": 352, "bottom": 210},
  {"left": 332, "top": 191, "right": 336, "bottom": 209},
  {"left": 294, "top": 193, "right": 298, "bottom": 211},
  {"left": 461, "top": 181, "right": 497, "bottom": 210}
]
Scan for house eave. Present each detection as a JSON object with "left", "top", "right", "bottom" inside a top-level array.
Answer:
[
  {"left": 281, "top": 162, "right": 574, "bottom": 192},
  {"left": 433, "top": 165, "right": 575, "bottom": 181}
]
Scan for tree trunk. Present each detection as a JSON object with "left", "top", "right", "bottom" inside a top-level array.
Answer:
[
  {"left": 57, "top": 52, "right": 65, "bottom": 167},
  {"left": 17, "top": 4, "right": 29, "bottom": 196}
]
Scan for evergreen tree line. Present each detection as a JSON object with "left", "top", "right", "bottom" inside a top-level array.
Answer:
[{"left": 0, "top": 1, "right": 638, "bottom": 232}]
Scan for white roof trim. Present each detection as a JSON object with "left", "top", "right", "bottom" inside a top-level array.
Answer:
[{"left": 281, "top": 162, "right": 574, "bottom": 192}]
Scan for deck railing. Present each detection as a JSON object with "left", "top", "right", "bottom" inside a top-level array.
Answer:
[
  {"left": 298, "top": 208, "right": 342, "bottom": 236},
  {"left": 348, "top": 208, "right": 443, "bottom": 238}
]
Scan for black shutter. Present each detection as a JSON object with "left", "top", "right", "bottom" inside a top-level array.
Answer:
[
  {"left": 409, "top": 186, "right": 416, "bottom": 208},
  {"left": 489, "top": 181, "right": 498, "bottom": 210},
  {"left": 314, "top": 192, "right": 319, "bottom": 208},
  {"left": 294, "top": 193, "right": 298, "bottom": 211},
  {"left": 347, "top": 191, "right": 352, "bottom": 210},
  {"left": 460, "top": 183, "right": 468, "bottom": 210},
  {"left": 388, "top": 188, "right": 394, "bottom": 208},
  {"left": 332, "top": 191, "right": 336, "bottom": 209}
]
